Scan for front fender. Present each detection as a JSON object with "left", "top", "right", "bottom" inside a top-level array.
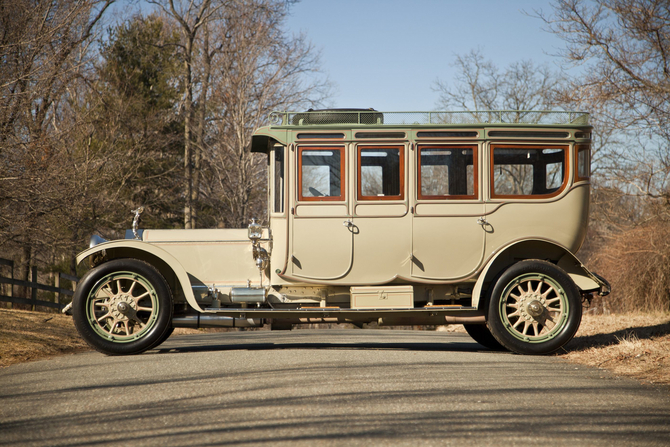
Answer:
[
  {"left": 76, "top": 240, "right": 203, "bottom": 312},
  {"left": 471, "top": 239, "right": 607, "bottom": 309}
]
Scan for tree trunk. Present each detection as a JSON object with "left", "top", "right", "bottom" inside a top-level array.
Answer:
[
  {"left": 183, "top": 38, "right": 194, "bottom": 229},
  {"left": 192, "top": 26, "right": 213, "bottom": 229}
]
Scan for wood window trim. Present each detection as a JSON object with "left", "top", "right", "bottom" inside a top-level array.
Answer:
[
  {"left": 297, "top": 146, "right": 346, "bottom": 202},
  {"left": 417, "top": 144, "right": 478, "bottom": 200},
  {"left": 357, "top": 145, "right": 405, "bottom": 201},
  {"left": 574, "top": 144, "right": 591, "bottom": 183},
  {"left": 490, "top": 144, "right": 569, "bottom": 199}
]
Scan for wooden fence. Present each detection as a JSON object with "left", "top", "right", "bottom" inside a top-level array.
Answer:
[{"left": 0, "top": 258, "right": 79, "bottom": 311}]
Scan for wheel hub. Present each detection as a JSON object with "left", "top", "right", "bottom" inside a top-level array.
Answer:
[
  {"left": 518, "top": 292, "right": 546, "bottom": 321},
  {"left": 109, "top": 294, "right": 137, "bottom": 320},
  {"left": 526, "top": 300, "right": 544, "bottom": 318}
]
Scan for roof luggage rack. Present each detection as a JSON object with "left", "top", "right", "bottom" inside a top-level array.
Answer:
[{"left": 269, "top": 110, "right": 589, "bottom": 126}]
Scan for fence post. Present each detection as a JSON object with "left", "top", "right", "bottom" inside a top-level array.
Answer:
[
  {"left": 31, "top": 266, "right": 37, "bottom": 311},
  {"left": 55, "top": 274, "right": 60, "bottom": 305},
  {"left": 0, "top": 259, "right": 14, "bottom": 309}
]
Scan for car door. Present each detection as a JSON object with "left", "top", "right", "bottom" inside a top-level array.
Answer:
[
  {"left": 290, "top": 145, "right": 353, "bottom": 280},
  {"left": 350, "top": 144, "right": 412, "bottom": 283},
  {"left": 411, "top": 143, "right": 486, "bottom": 280}
]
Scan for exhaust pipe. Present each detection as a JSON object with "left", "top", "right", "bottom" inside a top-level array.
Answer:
[
  {"left": 378, "top": 315, "right": 486, "bottom": 326},
  {"left": 444, "top": 315, "right": 486, "bottom": 324},
  {"left": 172, "top": 315, "right": 264, "bottom": 329}
]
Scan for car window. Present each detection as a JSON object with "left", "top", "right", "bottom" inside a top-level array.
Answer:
[
  {"left": 418, "top": 145, "right": 477, "bottom": 199},
  {"left": 357, "top": 146, "right": 404, "bottom": 200},
  {"left": 491, "top": 145, "right": 567, "bottom": 198},
  {"left": 298, "top": 146, "right": 345, "bottom": 201}
]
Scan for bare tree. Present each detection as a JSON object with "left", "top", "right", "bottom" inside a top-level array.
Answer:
[
  {"left": 204, "top": 0, "right": 330, "bottom": 228},
  {"left": 538, "top": 0, "right": 670, "bottom": 201},
  {"left": 0, "top": 0, "right": 113, "bottom": 287},
  {"left": 533, "top": 0, "right": 670, "bottom": 312},
  {"left": 148, "top": 0, "right": 239, "bottom": 229},
  {"left": 433, "top": 50, "right": 569, "bottom": 207},
  {"left": 434, "top": 49, "right": 566, "bottom": 115}
]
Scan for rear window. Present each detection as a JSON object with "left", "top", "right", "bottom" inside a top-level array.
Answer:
[
  {"left": 491, "top": 145, "right": 567, "bottom": 198},
  {"left": 576, "top": 145, "right": 590, "bottom": 181}
]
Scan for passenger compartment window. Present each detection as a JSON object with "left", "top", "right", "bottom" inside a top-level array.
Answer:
[
  {"left": 491, "top": 145, "right": 567, "bottom": 198},
  {"left": 418, "top": 145, "right": 477, "bottom": 199},
  {"left": 358, "top": 146, "right": 404, "bottom": 200},
  {"left": 298, "top": 146, "right": 345, "bottom": 201}
]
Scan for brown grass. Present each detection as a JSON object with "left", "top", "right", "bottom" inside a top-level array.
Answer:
[
  {"left": 585, "top": 219, "right": 670, "bottom": 313},
  {"left": 1, "top": 309, "right": 669, "bottom": 389},
  {"left": 561, "top": 313, "right": 670, "bottom": 386},
  {"left": 0, "top": 308, "right": 90, "bottom": 368}
]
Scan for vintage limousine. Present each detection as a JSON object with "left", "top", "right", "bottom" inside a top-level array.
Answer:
[{"left": 70, "top": 109, "right": 609, "bottom": 355}]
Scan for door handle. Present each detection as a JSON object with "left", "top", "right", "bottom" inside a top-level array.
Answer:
[
  {"left": 477, "top": 217, "right": 488, "bottom": 226},
  {"left": 343, "top": 220, "right": 354, "bottom": 228}
]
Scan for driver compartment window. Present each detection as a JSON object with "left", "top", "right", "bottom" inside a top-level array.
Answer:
[
  {"left": 273, "top": 146, "right": 285, "bottom": 213},
  {"left": 298, "top": 146, "right": 345, "bottom": 201}
]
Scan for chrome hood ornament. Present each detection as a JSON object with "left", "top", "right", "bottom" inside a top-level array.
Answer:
[{"left": 131, "top": 207, "right": 144, "bottom": 240}]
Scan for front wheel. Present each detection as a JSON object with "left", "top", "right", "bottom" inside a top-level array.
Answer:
[
  {"left": 486, "top": 260, "right": 581, "bottom": 355},
  {"left": 72, "top": 258, "right": 173, "bottom": 355}
]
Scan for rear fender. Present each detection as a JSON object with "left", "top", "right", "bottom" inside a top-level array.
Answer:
[{"left": 471, "top": 239, "right": 605, "bottom": 309}]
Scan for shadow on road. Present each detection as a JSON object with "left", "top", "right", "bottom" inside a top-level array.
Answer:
[{"left": 154, "top": 330, "right": 506, "bottom": 356}]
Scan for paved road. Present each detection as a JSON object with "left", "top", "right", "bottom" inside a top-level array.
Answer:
[{"left": 1, "top": 330, "right": 669, "bottom": 446}]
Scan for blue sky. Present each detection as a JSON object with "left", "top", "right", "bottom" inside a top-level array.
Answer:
[{"left": 284, "top": 0, "right": 573, "bottom": 111}]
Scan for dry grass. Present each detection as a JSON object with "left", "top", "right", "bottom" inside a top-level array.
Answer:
[
  {"left": 1, "top": 309, "right": 669, "bottom": 389},
  {"left": 585, "top": 219, "right": 670, "bottom": 313},
  {"left": 0, "top": 308, "right": 90, "bottom": 368},
  {"left": 561, "top": 313, "right": 670, "bottom": 386}
]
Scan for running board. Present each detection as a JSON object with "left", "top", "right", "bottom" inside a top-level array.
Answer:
[{"left": 181, "top": 306, "right": 485, "bottom": 326}]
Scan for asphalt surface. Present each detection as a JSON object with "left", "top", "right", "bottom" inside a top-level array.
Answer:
[{"left": 1, "top": 329, "right": 669, "bottom": 446}]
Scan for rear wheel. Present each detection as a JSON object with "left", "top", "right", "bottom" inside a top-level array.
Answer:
[
  {"left": 486, "top": 260, "right": 581, "bottom": 355},
  {"left": 72, "top": 259, "right": 173, "bottom": 355},
  {"left": 463, "top": 324, "right": 507, "bottom": 351}
]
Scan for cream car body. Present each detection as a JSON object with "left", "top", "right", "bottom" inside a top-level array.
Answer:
[{"left": 72, "top": 110, "right": 609, "bottom": 355}]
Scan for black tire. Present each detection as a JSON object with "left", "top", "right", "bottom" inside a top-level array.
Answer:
[
  {"left": 72, "top": 258, "right": 173, "bottom": 355},
  {"left": 463, "top": 324, "right": 507, "bottom": 351},
  {"left": 486, "top": 260, "right": 581, "bottom": 355},
  {"left": 149, "top": 326, "right": 175, "bottom": 350}
]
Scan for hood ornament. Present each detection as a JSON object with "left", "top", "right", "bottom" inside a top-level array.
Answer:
[
  {"left": 248, "top": 218, "right": 269, "bottom": 288},
  {"left": 131, "top": 207, "right": 144, "bottom": 240}
]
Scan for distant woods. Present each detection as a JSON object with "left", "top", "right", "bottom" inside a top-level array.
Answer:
[{"left": 0, "top": 0, "right": 328, "bottom": 283}]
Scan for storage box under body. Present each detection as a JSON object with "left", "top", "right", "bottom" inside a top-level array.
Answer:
[{"left": 350, "top": 286, "right": 414, "bottom": 309}]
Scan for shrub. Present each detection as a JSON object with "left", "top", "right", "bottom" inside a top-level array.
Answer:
[{"left": 586, "top": 219, "right": 670, "bottom": 313}]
